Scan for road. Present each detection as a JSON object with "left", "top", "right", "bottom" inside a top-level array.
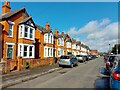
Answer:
[{"left": 7, "top": 57, "right": 109, "bottom": 88}]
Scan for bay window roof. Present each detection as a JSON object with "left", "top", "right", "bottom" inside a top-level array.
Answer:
[{"left": 19, "top": 16, "right": 36, "bottom": 29}]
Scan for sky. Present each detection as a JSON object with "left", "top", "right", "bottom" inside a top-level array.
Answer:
[{"left": 1, "top": 1, "right": 119, "bottom": 52}]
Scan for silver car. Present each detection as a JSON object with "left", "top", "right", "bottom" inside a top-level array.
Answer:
[{"left": 58, "top": 55, "right": 78, "bottom": 68}]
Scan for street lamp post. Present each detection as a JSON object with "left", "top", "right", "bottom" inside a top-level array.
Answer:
[
  {"left": 109, "top": 44, "right": 110, "bottom": 54},
  {"left": 116, "top": 44, "right": 118, "bottom": 55}
]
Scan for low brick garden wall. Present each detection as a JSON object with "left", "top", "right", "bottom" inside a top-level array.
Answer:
[{"left": 0, "top": 57, "right": 55, "bottom": 74}]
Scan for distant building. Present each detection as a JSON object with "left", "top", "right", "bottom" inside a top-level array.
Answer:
[{"left": 90, "top": 50, "right": 98, "bottom": 55}]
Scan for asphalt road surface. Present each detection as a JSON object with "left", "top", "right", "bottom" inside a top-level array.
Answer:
[{"left": 7, "top": 57, "right": 109, "bottom": 88}]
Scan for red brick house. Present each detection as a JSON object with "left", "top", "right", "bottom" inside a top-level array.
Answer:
[
  {"left": 54, "top": 29, "right": 64, "bottom": 58},
  {"left": 0, "top": 1, "right": 36, "bottom": 59},
  {"left": 35, "top": 23, "right": 54, "bottom": 59}
]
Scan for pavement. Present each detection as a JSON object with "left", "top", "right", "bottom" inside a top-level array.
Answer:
[{"left": 1, "top": 63, "right": 63, "bottom": 89}]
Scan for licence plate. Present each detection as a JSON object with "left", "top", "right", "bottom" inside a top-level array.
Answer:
[{"left": 62, "top": 62, "right": 66, "bottom": 64}]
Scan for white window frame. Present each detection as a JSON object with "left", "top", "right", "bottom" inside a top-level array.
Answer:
[
  {"left": 19, "top": 25, "right": 24, "bottom": 38},
  {"left": 58, "top": 38, "right": 61, "bottom": 46},
  {"left": 44, "top": 33, "right": 48, "bottom": 43},
  {"left": 18, "top": 44, "right": 35, "bottom": 58},
  {"left": 44, "top": 46, "right": 53, "bottom": 57},
  {"left": 8, "top": 21, "right": 14, "bottom": 37},
  {"left": 61, "top": 38, "right": 64, "bottom": 46},
  {"left": 6, "top": 42, "right": 15, "bottom": 59},
  {"left": 19, "top": 24, "right": 35, "bottom": 40}
]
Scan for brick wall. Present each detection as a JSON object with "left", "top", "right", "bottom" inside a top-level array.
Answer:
[{"left": 1, "top": 58, "right": 55, "bottom": 74}]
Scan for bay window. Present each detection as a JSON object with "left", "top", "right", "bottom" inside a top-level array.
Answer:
[
  {"left": 19, "top": 24, "right": 35, "bottom": 40},
  {"left": 44, "top": 47, "right": 53, "bottom": 57},
  {"left": 18, "top": 44, "right": 35, "bottom": 58}
]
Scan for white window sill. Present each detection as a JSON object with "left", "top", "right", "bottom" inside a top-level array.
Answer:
[
  {"left": 8, "top": 36, "right": 13, "bottom": 38},
  {"left": 19, "top": 37, "right": 34, "bottom": 41}
]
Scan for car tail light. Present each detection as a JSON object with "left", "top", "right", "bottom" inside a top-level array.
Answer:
[
  {"left": 106, "top": 62, "right": 110, "bottom": 66},
  {"left": 67, "top": 56, "right": 70, "bottom": 59},
  {"left": 113, "top": 71, "right": 120, "bottom": 80}
]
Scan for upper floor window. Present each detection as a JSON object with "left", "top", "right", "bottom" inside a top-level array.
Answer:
[
  {"left": 30, "top": 28, "right": 33, "bottom": 39},
  {"left": 58, "top": 38, "right": 64, "bottom": 46},
  {"left": 8, "top": 23, "right": 13, "bottom": 37},
  {"left": 51, "top": 35, "right": 53, "bottom": 44},
  {"left": 58, "top": 38, "right": 61, "bottom": 45},
  {"left": 61, "top": 38, "right": 64, "bottom": 46},
  {"left": 44, "top": 33, "right": 53, "bottom": 44},
  {"left": 20, "top": 26, "right": 23, "bottom": 37},
  {"left": 24, "top": 26, "right": 28, "bottom": 38},
  {"left": 8, "top": 21, "right": 14, "bottom": 37},
  {"left": 44, "top": 34, "right": 48, "bottom": 43},
  {"left": 19, "top": 24, "right": 35, "bottom": 40},
  {"left": 48, "top": 33, "right": 50, "bottom": 43}
]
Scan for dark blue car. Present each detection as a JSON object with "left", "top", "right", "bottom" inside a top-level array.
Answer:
[{"left": 110, "top": 55, "right": 120, "bottom": 89}]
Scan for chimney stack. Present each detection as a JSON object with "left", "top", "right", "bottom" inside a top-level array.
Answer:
[
  {"left": 61, "top": 32, "right": 64, "bottom": 36},
  {"left": 55, "top": 29, "right": 59, "bottom": 36},
  {"left": 45, "top": 22, "right": 50, "bottom": 30},
  {"left": 2, "top": 1, "right": 11, "bottom": 14}
]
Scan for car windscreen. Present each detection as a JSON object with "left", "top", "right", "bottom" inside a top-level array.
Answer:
[{"left": 60, "top": 56, "right": 70, "bottom": 59}]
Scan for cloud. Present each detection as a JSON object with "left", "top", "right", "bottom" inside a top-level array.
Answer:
[
  {"left": 67, "top": 18, "right": 111, "bottom": 36},
  {"left": 67, "top": 18, "right": 118, "bottom": 52}
]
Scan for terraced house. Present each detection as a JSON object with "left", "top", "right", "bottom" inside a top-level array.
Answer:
[
  {"left": 0, "top": 1, "right": 36, "bottom": 59},
  {"left": 61, "top": 32, "right": 72, "bottom": 55},
  {"left": 35, "top": 23, "right": 54, "bottom": 59},
  {"left": 0, "top": 1, "right": 91, "bottom": 61},
  {"left": 71, "top": 38, "right": 77, "bottom": 56}
]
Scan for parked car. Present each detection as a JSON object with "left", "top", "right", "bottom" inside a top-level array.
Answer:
[
  {"left": 83, "top": 55, "right": 89, "bottom": 61},
  {"left": 105, "top": 55, "right": 117, "bottom": 71},
  {"left": 58, "top": 55, "right": 78, "bottom": 68},
  {"left": 109, "top": 55, "right": 120, "bottom": 89},
  {"left": 76, "top": 55, "right": 84, "bottom": 62},
  {"left": 88, "top": 55, "right": 92, "bottom": 60}
]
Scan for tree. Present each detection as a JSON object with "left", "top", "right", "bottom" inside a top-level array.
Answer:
[{"left": 111, "top": 44, "right": 120, "bottom": 54}]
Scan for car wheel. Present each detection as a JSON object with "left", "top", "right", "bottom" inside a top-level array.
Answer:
[
  {"left": 59, "top": 64, "right": 62, "bottom": 67},
  {"left": 70, "top": 64, "right": 73, "bottom": 68}
]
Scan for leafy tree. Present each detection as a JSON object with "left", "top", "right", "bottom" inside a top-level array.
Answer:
[{"left": 111, "top": 44, "right": 120, "bottom": 54}]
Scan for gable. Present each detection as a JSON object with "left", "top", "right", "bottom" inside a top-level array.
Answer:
[{"left": 19, "top": 16, "right": 36, "bottom": 29}]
